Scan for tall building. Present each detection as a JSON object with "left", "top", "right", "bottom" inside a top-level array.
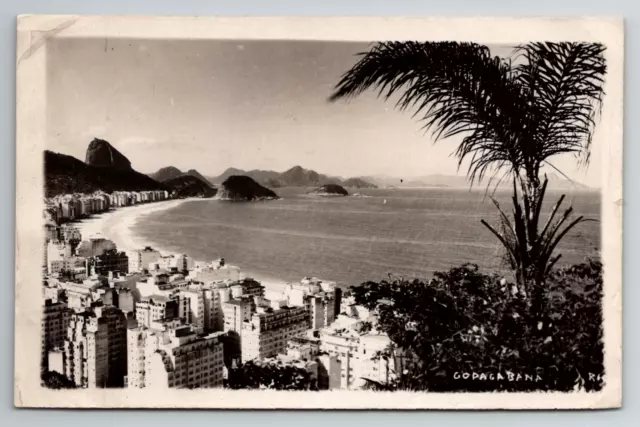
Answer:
[
  {"left": 319, "top": 321, "right": 395, "bottom": 390},
  {"left": 86, "top": 249, "right": 129, "bottom": 276},
  {"left": 126, "top": 320, "right": 225, "bottom": 389},
  {"left": 283, "top": 277, "right": 339, "bottom": 330},
  {"left": 135, "top": 296, "right": 178, "bottom": 328},
  {"left": 241, "top": 304, "right": 309, "bottom": 362},
  {"left": 128, "top": 246, "right": 161, "bottom": 273},
  {"left": 42, "top": 299, "right": 72, "bottom": 367},
  {"left": 76, "top": 235, "right": 117, "bottom": 258},
  {"left": 63, "top": 305, "right": 128, "bottom": 388}
]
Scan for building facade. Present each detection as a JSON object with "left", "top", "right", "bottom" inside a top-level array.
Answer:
[{"left": 241, "top": 305, "right": 309, "bottom": 362}]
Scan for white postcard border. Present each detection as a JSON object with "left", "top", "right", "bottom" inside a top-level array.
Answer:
[{"left": 15, "top": 15, "right": 624, "bottom": 409}]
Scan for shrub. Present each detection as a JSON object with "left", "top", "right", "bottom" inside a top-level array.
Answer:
[{"left": 350, "top": 259, "right": 604, "bottom": 392}]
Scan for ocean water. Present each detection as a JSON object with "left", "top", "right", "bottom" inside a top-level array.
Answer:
[{"left": 135, "top": 187, "right": 601, "bottom": 287}]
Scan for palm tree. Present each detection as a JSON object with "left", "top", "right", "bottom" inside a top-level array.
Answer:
[{"left": 330, "top": 42, "right": 606, "bottom": 293}]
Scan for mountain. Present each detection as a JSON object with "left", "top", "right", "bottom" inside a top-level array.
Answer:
[
  {"left": 185, "top": 169, "right": 214, "bottom": 187},
  {"left": 209, "top": 168, "right": 283, "bottom": 187},
  {"left": 342, "top": 177, "right": 378, "bottom": 189},
  {"left": 216, "top": 175, "right": 279, "bottom": 201},
  {"left": 211, "top": 165, "right": 371, "bottom": 189},
  {"left": 85, "top": 138, "right": 132, "bottom": 169},
  {"left": 279, "top": 165, "right": 342, "bottom": 187},
  {"left": 308, "top": 184, "right": 349, "bottom": 197},
  {"left": 149, "top": 167, "right": 215, "bottom": 187},
  {"left": 149, "top": 166, "right": 184, "bottom": 182},
  {"left": 163, "top": 175, "right": 217, "bottom": 198},
  {"left": 44, "top": 150, "right": 165, "bottom": 197}
]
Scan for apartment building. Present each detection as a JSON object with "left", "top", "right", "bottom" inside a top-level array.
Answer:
[
  {"left": 128, "top": 246, "right": 162, "bottom": 272},
  {"left": 135, "top": 296, "right": 178, "bottom": 328},
  {"left": 63, "top": 305, "right": 128, "bottom": 388},
  {"left": 42, "top": 299, "right": 72, "bottom": 366},
  {"left": 126, "top": 320, "right": 224, "bottom": 389},
  {"left": 241, "top": 304, "right": 309, "bottom": 362}
]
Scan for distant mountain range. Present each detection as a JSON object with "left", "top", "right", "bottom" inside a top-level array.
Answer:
[
  {"left": 208, "top": 166, "right": 378, "bottom": 189},
  {"left": 148, "top": 166, "right": 214, "bottom": 187},
  {"left": 360, "top": 173, "right": 591, "bottom": 190}
]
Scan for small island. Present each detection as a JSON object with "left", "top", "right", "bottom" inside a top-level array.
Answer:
[
  {"left": 308, "top": 184, "right": 349, "bottom": 197},
  {"left": 216, "top": 175, "right": 279, "bottom": 201}
]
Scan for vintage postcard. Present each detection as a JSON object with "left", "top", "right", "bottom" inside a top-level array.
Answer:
[{"left": 15, "top": 16, "right": 623, "bottom": 409}]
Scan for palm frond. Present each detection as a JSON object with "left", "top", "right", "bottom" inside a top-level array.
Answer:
[
  {"left": 329, "top": 41, "right": 527, "bottom": 184},
  {"left": 513, "top": 42, "right": 607, "bottom": 167}
]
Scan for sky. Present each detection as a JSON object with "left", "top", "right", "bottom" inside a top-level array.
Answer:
[{"left": 46, "top": 38, "right": 603, "bottom": 187}]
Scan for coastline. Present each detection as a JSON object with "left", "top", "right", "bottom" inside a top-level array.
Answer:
[{"left": 74, "top": 198, "right": 290, "bottom": 298}]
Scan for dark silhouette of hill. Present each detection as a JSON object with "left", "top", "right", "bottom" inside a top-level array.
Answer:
[
  {"left": 308, "top": 184, "right": 349, "bottom": 196},
  {"left": 164, "top": 175, "right": 217, "bottom": 198},
  {"left": 44, "top": 150, "right": 165, "bottom": 197},
  {"left": 85, "top": 138, "right": 132, "bottom": 169},
  {"left": 217, "top": 175, "right": 279, "bottom": 201},
  {"left": 149, "top": 166, "right": 183, "bottom": 182},
  {"left": 149, "top": 166, "right": 214, "bottom": 187}
]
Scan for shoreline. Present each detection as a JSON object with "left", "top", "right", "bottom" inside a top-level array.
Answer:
[{"left": 74, "top": 198, "right": 290, "bottom": 298}]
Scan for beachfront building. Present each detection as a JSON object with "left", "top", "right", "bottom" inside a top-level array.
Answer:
[
  {"left": 76, "top": 235, "right": 117, "bottom": 258},
  {"left": 283, "top": 277, "right": 339, "bottom": 330},
  {"left": 189, "top": 258, "right": 242, "bottom": 283},
  {"left": 63, "top": 305, "right": 128, "bottom": 388},
  {"left": 42, "top": 299, "right": 72, "bottom": 366},
  {"left": 128, "top": 246, "right": 162, "bottom": 272},
  {"left": 153, "top": 254, "right": 194, "bottom": 274},
  {"left": 319, "top": 317, "right": 395, "bottom": 390},
  {"left": 126, "top": 319, "right": 224, "bottom": 389},
  {"left": 240, "top": 303, "right": 309, "bottom": 362},
  {"left": 86, "top": 249, "right": 129, "bottom": 276}
]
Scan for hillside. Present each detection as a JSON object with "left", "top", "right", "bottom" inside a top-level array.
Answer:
[
  {"left": 149, "top": 166, "right": 214, "bottom": 187},
  {"left": 308, "top": 184, "right": 349, "bottom": 197},
  {"left": 342, "top": 177, "right": 378, "bottom": 189},
  {"left": 44, "top": 150, "right": 165, "bottom": 197},
  {"left": 164, "top": 175, "right": 217, "bottom": 198},
  {"left": 211, "top": 166, "right": 375, "bottom": 189},
  {"left": 149, "top": 166, "right": 184, "bottom": 182},
  {"left": 216, "top": 175, "right": 279, "bottom": 201}
]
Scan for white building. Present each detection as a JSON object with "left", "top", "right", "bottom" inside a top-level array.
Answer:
[{"left": 126, "top": 319, "right": 224, "bottom": 389}]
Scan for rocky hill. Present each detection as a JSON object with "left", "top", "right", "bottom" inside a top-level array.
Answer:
[
  {"left": 164, "top": 175, "right": 217, "bottom": 198},
  {"left": 44, "top": 150, "right": 165, "bottom": 197},
  {"left": 149, "top": 166, "right": 214, "bottom": 187},
  {"left": 308, "top": 184, "right": 349, "bottom": 197},
  {"left": 342, "top": 177, "right": 378, "bottom": 189},
  {"left": 149, "top": 166, "right": 184, "bottom": 182},
  {"left": 216, "top": 175, "right": 279, "bottom": 201},
  {"left": 85, "top": 138, "right": 132, "bottom": 169},
  {"left": 211, "top": 165, "right": 376, "bottom": 189}
]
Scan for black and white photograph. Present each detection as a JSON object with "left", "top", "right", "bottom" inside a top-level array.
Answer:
[{"left": 15, "top": 16, "right": 623, "bottom": 409}]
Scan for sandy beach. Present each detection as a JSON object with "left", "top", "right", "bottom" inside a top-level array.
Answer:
[{"left": 74, "top": 198, "right": 289, "bottom": 299}]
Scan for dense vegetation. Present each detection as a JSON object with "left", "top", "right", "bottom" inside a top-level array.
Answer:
[
  {"left": 225, "top": 360, "right": 314, "bottom": 390},
  {"left": 351, "top": 260, "right": 604, "bottom": 392}
]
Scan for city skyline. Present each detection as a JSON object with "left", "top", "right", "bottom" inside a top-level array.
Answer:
[{"left": 46, "top": 38, "right": 603, "bottom": 187}]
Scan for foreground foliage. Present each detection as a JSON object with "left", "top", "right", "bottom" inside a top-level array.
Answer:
[
  {"left": 351, "top": 260, "right": 604, "bottom": 392},
  {"left": 225, "top": 360, "right": 315, "bottom": 390}
]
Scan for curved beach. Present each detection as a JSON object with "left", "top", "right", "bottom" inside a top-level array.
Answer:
[{"left": 74, "top": 198, "right": 289, "bottom": 298}]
